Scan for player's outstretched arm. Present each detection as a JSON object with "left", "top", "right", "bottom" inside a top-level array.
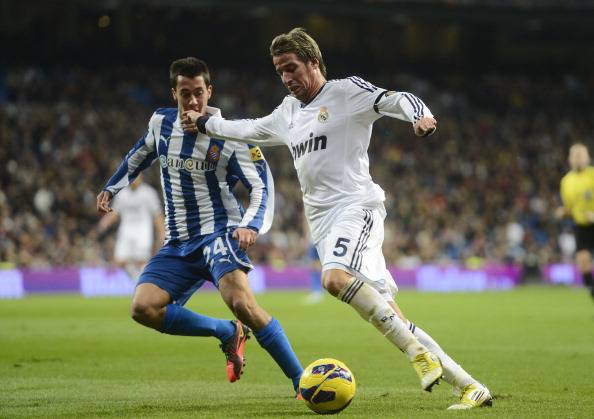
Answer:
[
  {"left": 101, "top": 115, "right": 159, "bottom": 200},
  {"left": 181, "top": 110, "right": 285, "bottom": 146},
  {"left": 345, "top": 77, "right": 436, "bottom": 137},
  {"left": 377, "top": 90, "right": 437, "bottom": 137}
]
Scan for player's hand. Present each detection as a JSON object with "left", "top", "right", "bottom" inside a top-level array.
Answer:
[
  {"left": 96, "top": 190, "right": 113, "bottom": 213},
  {"left": 414, "top": 116, "right": 437, "bottom": 137},
  {"left": 232, "top": 227, "right": 258, "bottom": 251},
  {"left": 181, "top": 110, "right": 200, "bottom": 133}
]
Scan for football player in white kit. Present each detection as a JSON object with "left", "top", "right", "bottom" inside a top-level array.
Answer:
[
  {"left": 98, "top": 174, "right": 165, "bottom": 280},
  {"left": 182, "top": 28, "right": 492, "bottom": 410}
]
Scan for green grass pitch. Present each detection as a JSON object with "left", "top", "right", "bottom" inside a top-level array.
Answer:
[{"left": 1, "top": 287, "right": 593, "bottom": 418}]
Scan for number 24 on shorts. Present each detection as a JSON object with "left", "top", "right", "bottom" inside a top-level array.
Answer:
[{"left": 203, "top": 236, "right": 228, "bottom": 269}]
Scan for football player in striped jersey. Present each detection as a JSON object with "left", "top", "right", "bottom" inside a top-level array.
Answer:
[
  {"left": 182, "top": 29, "right": 491, "bottom": 410},
  {"left": 97, "top": 57, "right": 302, "bottom": 392}
]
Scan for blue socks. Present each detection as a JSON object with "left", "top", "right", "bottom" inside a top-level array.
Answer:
[
  {"left": 255, "top": 318, "right": 303, "bottom": 390},
  {"left": 160, "top": 303, "right": 235, "bottom": 342},
  {"left": 311, "top": 270, "right": 322, "bottom": 293},
  {"left": 160, "top": 307, "right": 302, "bottom": 390}
]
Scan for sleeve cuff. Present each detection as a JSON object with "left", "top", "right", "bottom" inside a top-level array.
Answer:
[
  {"left": 373, "top": 90, "right": 388, "bottom": 114},
  {"left": 196, "top": 115, "right": 210, "bottom": 134}
]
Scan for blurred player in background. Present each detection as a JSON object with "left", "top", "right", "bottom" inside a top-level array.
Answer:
[
  {"left": 98, "top": 174, "right": 164, "bottom": 280},
  {"left": 303, "top": 242, "right": 323, "bottom": 304},
  {"left": 557, "top": 143, "right": 594, "bottom": 302},
  {"left": 183, "top": 28, "right": 491, "bottom": 410},
  {"left": 97, "top": 57, "right": 302, "bottom": 392}
]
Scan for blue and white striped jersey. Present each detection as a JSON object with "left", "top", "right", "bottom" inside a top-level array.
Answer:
[{"left": 103, "top": 106, "right": 274, "bottom": 254}]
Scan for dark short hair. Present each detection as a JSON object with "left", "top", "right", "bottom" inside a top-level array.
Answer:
[
  {"left": 270, "top": 28, "right": 326, "bottom": 78},
  {"left": 169, "top": 57, "right": 211, "bottom": 89}
]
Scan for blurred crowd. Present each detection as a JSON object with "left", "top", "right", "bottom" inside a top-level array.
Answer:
[{"left": 1, "top": 66, "right": 593, "bottom": 272}]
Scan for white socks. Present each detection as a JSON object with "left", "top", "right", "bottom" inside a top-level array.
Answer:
[
  {"left": 336, "top": 276, "right": 477, "bottom": 390},
  {"left": 338, "top": 277, "right": 426, "bottom": 359},
  {"left": 408, "top": 321, "right": 475, "bottom": 389}
]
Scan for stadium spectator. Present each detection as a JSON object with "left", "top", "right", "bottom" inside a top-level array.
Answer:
[{"left": 1, "top": 67, "right": 593, "bottom": 272}]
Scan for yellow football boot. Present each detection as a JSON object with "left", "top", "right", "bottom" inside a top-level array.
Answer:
[
  {"left": 448, "top": 383, "right": 493, "bottom": 410},
  {"left": 411, "top": 351, "right": 443, "bottom": 391}
]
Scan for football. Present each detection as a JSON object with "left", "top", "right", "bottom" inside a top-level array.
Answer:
[{"left": 298, "top": 358, "right": 356, "bottom": 414}]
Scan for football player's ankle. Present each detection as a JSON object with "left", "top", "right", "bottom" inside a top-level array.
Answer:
[{"left": 405, "top": 343, "right": 428, "bottom": 359}]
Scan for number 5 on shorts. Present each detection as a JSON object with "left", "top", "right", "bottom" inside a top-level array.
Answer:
[{"left": 333, "top": 237, "right": 351, "bottom": 257}]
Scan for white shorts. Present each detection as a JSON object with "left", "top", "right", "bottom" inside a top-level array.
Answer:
[
  {"left": 114, "top": 234, "right": 152, "bottom": 262},
  {"left": 316, "top": 204, "right": 398, "bottom": 301}
]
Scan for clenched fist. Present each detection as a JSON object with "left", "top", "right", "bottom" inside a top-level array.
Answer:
[{"left": 414, "top": 116, "right": 437, "bottom": 137}]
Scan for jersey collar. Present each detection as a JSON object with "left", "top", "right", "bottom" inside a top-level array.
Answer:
[{"left": 300, "top": 82, "right": 327, "bottom": 108}]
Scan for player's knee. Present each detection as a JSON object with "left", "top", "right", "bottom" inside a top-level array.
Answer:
[
  {"left": 130, "top": 300, "right": 159, "bottom": 326},
  {"left": 322, "top": 270, "right": 349, "bottom": 297}
]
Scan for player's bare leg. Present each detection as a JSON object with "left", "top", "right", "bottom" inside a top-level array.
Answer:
[
  {"left": 219, "top": 270, "right": 271, "bottom": 330},
  {"left": 322, "top": 268, "right": 442, "bottom": 391},
  {"left": 219, "top": 270, "right": 303, "bottom": 390},
  {"left": 576, "top": 250, "right": 594, "bottom": 301},
  {"left": 217, "top": 270, "right": 265, "bottom": 382},
  {"left": 130, "top": 283, "right": 170, "bottom": 329}
]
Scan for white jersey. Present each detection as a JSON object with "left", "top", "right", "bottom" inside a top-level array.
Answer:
[
  {"left": 203, "top": 76, "right": 433, "bottom": 243},
  {"left": 112, "top": 183, "right": 161, "bottom": 243}
]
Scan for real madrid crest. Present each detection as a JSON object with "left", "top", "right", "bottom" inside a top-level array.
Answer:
[{"left": 317, "top": 106, "right": 329, "bottom": 123}]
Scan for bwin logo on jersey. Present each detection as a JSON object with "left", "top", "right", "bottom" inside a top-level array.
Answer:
[{"left": 291, "top": 132, "right": 327, "bottom": 160}]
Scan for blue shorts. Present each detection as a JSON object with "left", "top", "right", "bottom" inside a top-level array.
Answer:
[
  {"left": 138, "top": 230, "right": 253, "bottom": 306},
  {"left": 308, "top": 243, "right": 320, "bottom": 261}
]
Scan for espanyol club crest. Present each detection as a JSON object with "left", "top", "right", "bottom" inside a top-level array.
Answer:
[
  {"left": 207, "top": 144, "right": 221, "bottom": 162},
  {"left": 159, "top": 155, "right": 167, "bottom": 168},
  {"left": 318, "top": 106, "right": 329, "bottom": 123}
]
